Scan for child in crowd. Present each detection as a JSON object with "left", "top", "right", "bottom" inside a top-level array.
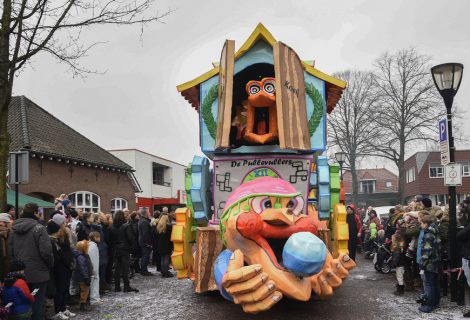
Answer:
[
  {"left": 403, "top": 211, "right": 420, "bottom": 258},
  {"left": 88, "top": 232, "right": 101, "bottom": 305},
  {"left": 2, "top": 260, "right": 35, "bottom": 320},
  {"left": 391, "top": 221, "right": 406, "bottom": 295},
  {"left": 418, "top": 211, "right": 441, "bottom": 313},
  {"left": 72, "top": 241, "right": 92, "bottom": 311}
]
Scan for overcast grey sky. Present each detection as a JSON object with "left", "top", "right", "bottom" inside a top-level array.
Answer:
[{"left": 13, "top": 0, "right": 470, "bottom": 167}]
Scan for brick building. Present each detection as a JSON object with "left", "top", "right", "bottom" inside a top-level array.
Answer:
[
  {"left": 403, "top": 150, "right": 470, "bottom": 205},
  {"left": 343, "top": 168, "right": 399, "bottom": 207},
  {"left": 7, "top": 96, "right": 140, "bottom": 213}
]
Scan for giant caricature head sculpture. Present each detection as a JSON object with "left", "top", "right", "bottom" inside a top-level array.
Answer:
[{"left": 217, "top": 177, "right": 356, "bottom": 313}]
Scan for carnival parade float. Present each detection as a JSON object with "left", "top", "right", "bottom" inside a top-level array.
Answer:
[{"left": 172, "top": 23, "right": 355, "bottom": 313}]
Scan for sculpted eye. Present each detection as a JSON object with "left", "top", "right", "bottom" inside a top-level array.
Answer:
[
  {"left": 288, "top": 196, "right": 304, "bottom": 216},
  {"left": 263, "top": 80, "right": 275, "bottom": 95},
  {"left": 251, "top": 196, "right": 272, "bottom": 214},
  {"left": 248, "top": 83, "right": 261, "bottom": 95}
]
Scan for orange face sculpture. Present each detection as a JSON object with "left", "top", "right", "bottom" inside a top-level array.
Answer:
[
  {"left": 244, "top": 77, "right": 279, "bottom": 144},
  {"left": 216, "top": 177, "right": 355, "bottom": 314}
]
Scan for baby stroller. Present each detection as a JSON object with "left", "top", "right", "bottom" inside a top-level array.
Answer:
[{"left": 372, "top": 240, "right": 394, "bottom": 274}]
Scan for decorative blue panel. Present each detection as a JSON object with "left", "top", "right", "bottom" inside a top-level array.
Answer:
[
  {"left": 189, "top": 156, "right": 212, "bottom": 224},
  {"left": 316, "top": 156, "right": 330, "bottom": 220}
]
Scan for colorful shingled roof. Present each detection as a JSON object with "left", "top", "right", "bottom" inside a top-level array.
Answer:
[{"left": 177, "top": 23, "right": 346, "bottom": 114}]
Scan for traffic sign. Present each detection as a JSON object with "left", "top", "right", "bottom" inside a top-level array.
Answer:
[
  {"left": 8, "top": 151, "right": 29, "bottom": 184},
  {"left": 439, "top": 119, "right": 450, "bottom": 165},
  {"left": 444, "top": 163, "right": 462, "bottom": 186}
]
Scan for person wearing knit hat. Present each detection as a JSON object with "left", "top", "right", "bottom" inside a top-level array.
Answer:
[
  {"left": 0, "top": 213, "right": 11, "bottom": 281},
  {"left": 47, "top": 220, "right": 61, "bottom": 235},
  {"left": 52, "top": 214, "right": 66, "bottom": 227},
  {"left": 0, "top": 213, "right": 11, "bottom": 223}
]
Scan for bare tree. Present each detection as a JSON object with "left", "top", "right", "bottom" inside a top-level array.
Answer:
[
  {"left": 369, "top": 48, "right": 443, "bottom": 203},
  {"left": 0, "top": 0, "right": 172, "bottom": 210},
  {"left": 328, "top": 70, "right": 380, "bottom": 204}
]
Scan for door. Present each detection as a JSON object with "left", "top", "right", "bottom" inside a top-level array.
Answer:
[
  {"left": 273, "top": 41, "right": 311, "bottom": 150},
  {"left": 215, "top": 40, "right": 235, "bottom": 149}
]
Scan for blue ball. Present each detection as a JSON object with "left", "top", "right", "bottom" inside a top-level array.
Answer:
[{"left": 282, "top": 232, "right": 327, "bottom": 277}]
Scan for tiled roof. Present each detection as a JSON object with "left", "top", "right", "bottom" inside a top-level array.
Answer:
[{"left": 8, "top": 96, "right": 132, "bottom": 171}]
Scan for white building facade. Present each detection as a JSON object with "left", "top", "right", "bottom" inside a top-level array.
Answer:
[{"left": 109, "top": 149, "right": 187, "bottom": 212}]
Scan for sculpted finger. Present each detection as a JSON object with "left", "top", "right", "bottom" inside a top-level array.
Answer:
[
  {"left": 318, "top": 274, "right": 333, "bottom": 299},
  {"left": 323, "top": 268, "right": 342, "bottom": 288},
  {"left": 331, "top": 259, "right": 349, "bottom": 279},
  {"left": 242, "top": 291, "right": 283, "bottom": 314},
  {"left": 226, "top": 272, "right": 268, "bottom": 295},
  {"left": 226, "top": 249, "right": 245, "bottom": 273},
  {"left": 234, "top": 280, "right": 276, "bottom": 304},
  {"left": 310, "top": 274, "right": 321, "bottom": 296},
  {"left": 339, "top": 254, "right": 356, "bottom": 270},
  {"left": 223, "top": 265, "right": 263, "bottom": 287}
]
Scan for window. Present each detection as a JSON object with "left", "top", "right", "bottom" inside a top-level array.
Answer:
[
  {"left": 360, "top": 180, "right": 375, "bottom": 194},
  {"left": 152, "top": 163, "right": 171, "bottom": 186},
  {"left": 429, "top": 163, "right": 444, "bottom": 178},
  {"left": 386, "top": 181, "right": 392, "bottom": 188},
  {"left": 462, "top": 164, "right": 469, "bottom": 177},
  {"left": 406, "top": 168, "right": 415, "bottom": 183},
  {"left": 431, "top": 194, "right": 446, "bottom": 206},
  {"left": 68, "top": 191, "right": 100, "bottom": 213},
  {"left": 111, "top": 198, "right": 128, "bottom": 214}
]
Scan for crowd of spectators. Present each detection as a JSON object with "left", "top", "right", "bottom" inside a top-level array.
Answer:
[
  {"left": 0, "top": 197, "right": 175, "bottom": 320},
  {"left": 346, "top": 196, "right": 470, "bottom": 316}
]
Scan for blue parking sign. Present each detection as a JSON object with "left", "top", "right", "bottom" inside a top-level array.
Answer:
[{"left": 439, "top": 119, "right": 447, "bottom": 143}]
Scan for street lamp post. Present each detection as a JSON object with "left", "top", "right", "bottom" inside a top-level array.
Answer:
[
  {"left": 431, "top": 62, "right": 464, "bottom": 302},
  {"left": 335, "top": 152, "right": 347, "bottom": 180}
]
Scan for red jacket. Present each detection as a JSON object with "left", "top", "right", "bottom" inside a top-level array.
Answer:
[{"left": 355, "top": 214, "right": 363, "bottom": 235}]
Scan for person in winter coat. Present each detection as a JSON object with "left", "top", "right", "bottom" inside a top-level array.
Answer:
[
  {"left": 9, "top": 203, "right": 53, "bottom": 320},
  {"left": 138, "top": 208, "right": 154, "bottom": 276},
  {"left": 94, "top": 213, "right": 109, "bottom": 293},
  {"left": 88, "top": 232, "right": 101, "bottom": 305},
  {"left": 435, "top": 208, "right": 450, "bottom": 297},
  {"left": 385, "top": 208, "right": 403, "bottom": 240},
  {"left": 127, "top": 212, "right": 141, "bottom": 274},
  {"left": 346, "top": 204, "right": 362, "bottom": 261},
  {"left": 0, "top": 213, "right": 11, "bottom": 281},
  {"left": 72, "top": 241, "right": 92, "bottom": 311},
  {"left": 2, "top": 260, "right": 35, "bottom": 320},
  {"left": 47, "top": 215, "right": 75, "bottom": 320},
  {"left": 391, "top": 221, "right": 407, "bottom": 296},
  {"left": 457, "top": 212, "right": 470, "bottom": 318},
  {"left": 101, "top": 214, "right": 113, "bottom": 288},
  {"left": 156, "top": 213, "right": 173, "bottom": 278},
  {"left": 151, "top": 211, "right": 161, "bottom": 271},
  {"left": 76, "top": 213, "right": 93, "bottom": 242},
  {"left": 109, "top": 211, "right": 138, "bottom": 293},
  {"left": 418, "top": 213, "right": 441, "bottom": 313}
]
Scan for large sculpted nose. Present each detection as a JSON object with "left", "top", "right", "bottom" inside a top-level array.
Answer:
[{"left": 282, "top": 232, "right": 327, "bottom": 277}]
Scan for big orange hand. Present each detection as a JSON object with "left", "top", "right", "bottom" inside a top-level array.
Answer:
[
  {"left": 310, "top": 253, "right": 356, "bottom": 299},
  {"left": 221, "top": 250, "right": 283, "bottom": 314}
]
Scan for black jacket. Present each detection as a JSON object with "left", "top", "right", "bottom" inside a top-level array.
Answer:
[
  {"left": 457, "top": 223, "right": 470, "bottom": 260},
  {"left": 76, "top": 221, "right": 91, "bottom": 241},
  {"left": 109, "top": 222, "right": 131, "bottom": 257},
  {"left": 91, "top": 224, "right": 108, "bottom": 266},
  {"left": 126, "top": 220, "right": 140, "bottom": 255},
  {"left": 138, "top": 218, "right": 153, "bottom": 248},
  {"left": 157, "top": 224, "right": 173, "bottom": 255}
]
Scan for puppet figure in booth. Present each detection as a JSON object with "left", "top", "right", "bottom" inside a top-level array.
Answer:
[
  {"left": 243, "top": 77, "right": 279, "bottom": 145},
  {"left": 213, "top": 177, "right": 356, "bottom": 313}
]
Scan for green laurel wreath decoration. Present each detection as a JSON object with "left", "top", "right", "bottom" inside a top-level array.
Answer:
[
  {"left": 201, "top": 84, "right": 218, "bottom": 139},
  {"left": 306, "top": 83, "right": 324, "bottom": 136}
]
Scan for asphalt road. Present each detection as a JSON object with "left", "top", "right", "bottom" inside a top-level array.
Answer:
[{"left": 70, "top": 255, "right": 467, "bottom": 320}]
